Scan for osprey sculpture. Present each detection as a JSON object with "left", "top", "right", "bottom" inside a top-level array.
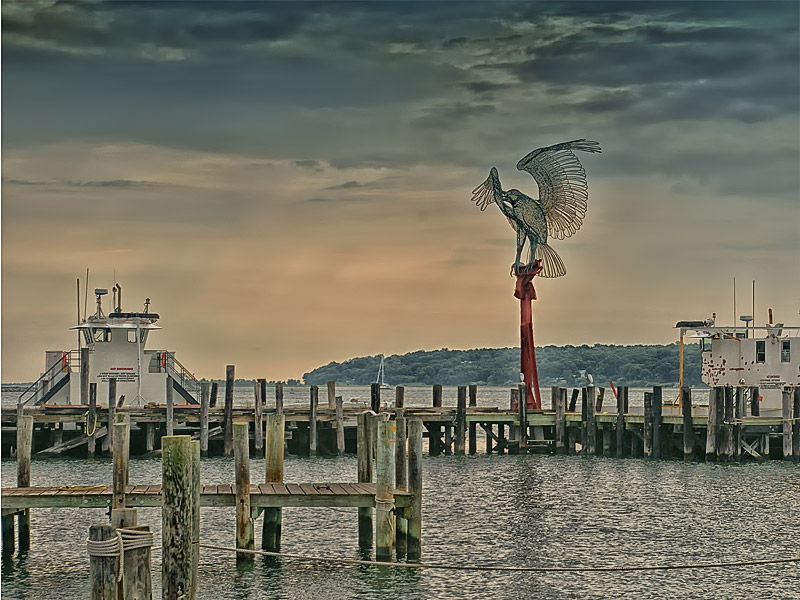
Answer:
[{"left": 471, "top": 139, "right": 601, "bottom": 276}]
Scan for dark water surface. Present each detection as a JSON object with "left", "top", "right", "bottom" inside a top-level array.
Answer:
[{"left": 2, "top": 451, "right": 798, "bottom": 599}]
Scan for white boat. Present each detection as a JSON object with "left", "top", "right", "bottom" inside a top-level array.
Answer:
[
  {"left": 18, "top": 285, "right": 199, "bottom": 409},
  {"left": 676, "top": 310, "right": 799, "bottom": 415},
  {"left": 375, "top": 355, "right": 392, "bottom": 390}
]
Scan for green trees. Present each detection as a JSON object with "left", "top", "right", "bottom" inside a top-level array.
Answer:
[{"left": 303, "top": 343, "right": 702, "bottom": 387}]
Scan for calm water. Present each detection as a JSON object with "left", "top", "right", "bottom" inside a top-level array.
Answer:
[{"left": 3, "top": 386, "right": 799, "bottom": 599}]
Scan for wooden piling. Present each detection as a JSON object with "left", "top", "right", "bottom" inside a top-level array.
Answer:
[
  {"left": 255, "top": 379, "right": 265, "bottom": 452},
  {"left": 190, "top": 440, "right": 200, "bottom": 598},
  {"left": 375, "top": 419, "right": 396, "bottom": 561},
  {"left": 309, "top": 385, "right": 319, "bottom": 456},
  {"left": 161, "top": 435, "right": 196, "bottom": 600},
  {"left": 327, "top": 380, "right": 336, "bottom": 409},
  {"left": 455, "top": 386, "right": 467, "bottom": 455},
  {"left": 146, "top": 423, "right": 155, "bottom": 453},
  {"left": 110, "top": 509, "right": 153, "bottom": 600},
  {"left": 275, "top": 382, "right": 284, "bottom": 415},
  {"left": 682, "top": 387, "right": 694, "bottom": 460},
  {"left": 335, "top": 396, "right": 345, "bottom": 456},
  {"left": 706, "top": 387, "right": 720, "bottom": 460},
  {"left": 166, "top": 376, "right": 175, "bottom": 437},
  {"left": 468, "top": 385, "right": 477, "bottom": 455},
  {"left": 357, "top": 412, "right": 374, "bottom": 550},
  {"left": 407, "top": 419, "right": 423, "bottom": 561},
  {"left": 602, "top": 425, "right": 611, "bottom": 456},
  {"left": 555, "top": 387, "right": 566, "bottom": 454},
  {"left": 568, "top": 388, "right": 578, "bottom": 412},
  {"left": 782, "top": 387, "right": 793, "bottom": 460},
  {"left": 750, "top": 386, "right": 760, "bottom": 416},
  {"left": 17, "top": 414, "right": 33, "bottom": 552},
  {"left": 517, "top": 384, "right": 528, "bottom": 450},
  {"left": 653, "top": 386, "right": 662, "bottom": 459},
  {"left": 88, "top": 382, "right": 97, "bottom": 457},
  {"left": 112, "top": 420, "right": 130, "bottom": 510},
  {"left": 430, "top": 384, "right": 443, "bottom": 456},
  {"left": 579, "top": 388, "right": 587, "bottom": 451},
  {"left": 596, "top": 387, "right": 605, "bottom": 413},
  {"left": 734, "top": 387, "right": 745, "bottom": 461},
  {"left": 371, "top": 382, "right": 381, "bottom": 413},
  {"left": 223, "top": 365, "right": 235, "bottom": 457},
  {"left": 793, "top": 387, "right": 800, "bottom": 463},
  {"left": 395, "top": 409, "right": 408, "bottom": 555},
  {"left": 396, "top": 386, "right": 405, "bottom": 409},
  {"left": 722, "top": 387, "right": 734, "bottom": 461},
  {"left": 89, "top": 524, "right": 118, "bottom": 600},
  {"left": 643, "top": 391, "right": 653, "bottom": 458},
  {"left": 585, "top": 385, "right": 596, "bottom": 455},
  {"left": 210, "top": 381, "right": 219, "bottom": 408},
  {"left": 104, "top": 378, "right": 117, "bottom": 452},
  {"left": 3, "top": 512, "right": 15, "bottom": 556},
  {"left": 616, "top": 386, "right": 626, "bottom": 458},
  {"left": 262, "top": 414, "right": 284, "bottom": 551},
  {"left": 200, "top": 382, "right": 210, "bottom": 457},
  {"left": 234, "top": 422, "right": 254, "bottom": 561}
]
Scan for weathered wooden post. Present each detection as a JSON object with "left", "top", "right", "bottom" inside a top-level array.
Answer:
[
  {"left": 596, "top": 387, "right": 605, "bottom": 413},
  {"left": 275, "top": 382, "right": 284, "bottom": 415},
  {"left": 357, "top": 412, "right": 374, "bottom": 550},
  {"left": 166, "top": 376, "right": 175, "bottom": 437},
  {"left": 579, "top": 387, "right": 587, "bottom": 451},
  {"left": 109, "top": 510, "right": 154, "bottom": 600},
  {"left": 643, "top": 391, "right": 653, "bottom": 458},
  {"left": 210, "top": 381, "right": 219, "bottom": 408},
  {"left": 162, "top": 435, "right": 196, "bottom": 600},
  {"left": 555, "top": 387, "right": 566, "bottom": 454},
  {"left": 750, "top": 386, "right": 760, "bottom": 416},
  {"left": 112, "top": 420, "right": 130, "bottom": 510},
  {"left": 17, "top": 414, "right": 33, "bottom": 552},
  {"left": 782, "top": 387, "right": 793, "bottom": 460},
  {"left": 585, "top": 385, "right": 596, "bottom": 455},
  {"left": 682, "top": 387, "right": 694, "bottom": 460},
  {"left": 394, "top": 409, "right": 408, "bottom": 556},
  {"left": 200, "top": 382, "right": 210, "bottom": 457},
  {"left": 455, "top": 386, "right": 467, "bottom": 455},
  {"left": 371, "top": 382, "right": 381, "bottom": 413},
  {"left": 234, "top": 422, "right": 254, "bottom": 562},
  {"left": 190, "top": 440, "right": 200, "bottom": 598},
  {"left": 224, "top": 365, "right": 235, "bottom": 456},
  {"left": 375, "top": 418, "right": 395, "bottom": 561},
  {"left": 407, "top": 419, "right": 423, "bottom": 561},
  {"left": 734, "top": 387, "right": 745, "bottom": 461},
  {"left": 706, "top": 387, "right": 720, "bottom": 461},
  {"left": 88, "top": 382, "right": 97, "bottom": 457},
  {"left": 146, "top": 423, "right": 155, "bottom": 453},
  {"left": 722, "top": 386, "right": 735, "bottom": 461},
  {"left": 309, "top": 385, "right": 319, "bottom": 456},
  {"left": 793, "top": 387, "right": 800, "bottom": 463},
  {"left": 517, "top": 383, "right": 528, "bottom": 450},
  {"left": 509, "top": 388, "right": 520, "bottom": 454},
  {"left": 104, "top": 378, "right": 117, "bottom": 452},
  {"left": 430, "top": 384, "right": 443, "bottom": 456},
  {"left": 652, "top": 386, "right": 662, "bottom": 459},
  {"left": 88, "top": 524, "right": 118, "bottom": 600},
  {"left": 616, "top": 386, "right": 626, "bottom": 458},
  {"left": 263, "top": 414, "right": 284, "bottom": 551},
  {"left": 395, "top": 386, "right": 405, "bottom": 409},
  {"left": 255, "top": 379, "right": 265, "bottom": 452},
  {"left": 568, "top": 388, "right": 578, "bottom": 412},
  {"left": 468, "top": 384, "right": 477, "bottom": 455},
  {"left": 3, "top": 511, "right": 15, "bottom": 556},
  {"left": 335, "top": 396, "right": 345, "bottom": 456},
  {"left": 327, "top": 380, "right": 336, "bottom": 409}
]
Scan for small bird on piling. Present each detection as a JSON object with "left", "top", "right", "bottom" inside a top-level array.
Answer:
[{"left": 471, "top": 139, "right": 601, "bottom": 276}]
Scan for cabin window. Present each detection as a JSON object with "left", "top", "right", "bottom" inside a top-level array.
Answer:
[
  {"left": 755, "top": 340, "right": 765, "bottom": 363},
  {"left": 127, "top": 329, "right": 148, "bottom": 344},
  {"left": 781, "top": 340, "right": 791, "bottom": 363},
  {"left": 700, "top": 338, "right": 712, "bottom": 352},
  {"left": 92, "top": 328, "right": 111, "bottom": 343}
]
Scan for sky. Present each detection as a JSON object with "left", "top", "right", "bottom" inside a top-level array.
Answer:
[{"left": 2, "top": 0, "right": 799, "bottom": 383}]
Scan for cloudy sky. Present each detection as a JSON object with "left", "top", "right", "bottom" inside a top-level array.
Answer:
[{"left": 2, "top": 0, "right": 798, "bottom": 383}]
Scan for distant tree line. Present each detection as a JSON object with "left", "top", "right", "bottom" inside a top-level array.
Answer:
[{"left": 303, "top": 344, "right": 703, "bottom": 388}]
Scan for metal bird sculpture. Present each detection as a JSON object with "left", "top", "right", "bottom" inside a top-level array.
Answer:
[{"left": 472, "top": 139, "right": 601, "bottom": 276}]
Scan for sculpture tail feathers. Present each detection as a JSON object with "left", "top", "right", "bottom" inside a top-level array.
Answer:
[{"left": 534, "top": 242, "right": 566, "bottom": 278}]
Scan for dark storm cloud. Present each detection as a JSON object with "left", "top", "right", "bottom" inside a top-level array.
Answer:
[
  {"left": 2, "top": 177, "right": 159, "bottom": 188},
  {"left": 325, "top": 181, "right": 367, "bottom": 190},
  {"left": 295, "top": 160, "right": 324, "bottom": 171}
]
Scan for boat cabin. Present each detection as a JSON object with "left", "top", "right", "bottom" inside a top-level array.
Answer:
[
  {"left": 19, "top": 286, "right": 198, "bottom": 409},
  {"left": 676, "top": 313, "right": 800, "bottom": 415}
]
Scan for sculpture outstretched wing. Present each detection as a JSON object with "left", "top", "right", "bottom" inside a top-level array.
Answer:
[
  {"left": 516, "top": 139, "right": 601, "bottom": 240},
  {"left": 471, "top": 167, "right": 502, "bottom": 211}
]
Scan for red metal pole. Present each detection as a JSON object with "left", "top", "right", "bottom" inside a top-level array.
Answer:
[{"left": 515, "top": 261, "right": 542, "bottom": 410}]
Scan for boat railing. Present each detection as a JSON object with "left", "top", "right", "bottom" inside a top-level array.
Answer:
[
  {"left": 151, "top": 351, "right": 200, "bottom": 398},
  {"left": 17, "top": 350, "right": 78, "bottom": 408}
]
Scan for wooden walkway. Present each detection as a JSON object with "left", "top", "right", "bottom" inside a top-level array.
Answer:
[{"left": 1, "top": 482, "right": 411, "bottom": 512}]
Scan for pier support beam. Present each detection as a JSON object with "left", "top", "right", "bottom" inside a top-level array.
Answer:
[
  {"left": 407, "top": 419, "right": 423, "bottom": 561},
  {"left": 585, "top": 385, "right": 596, "bottom": 456},
  {"left": 112, "top": 419, "right": 130, "bottom": 509},
  {"left": 394, "top": 409, "right": 408, "bottom": 556},
  {"left": 682, "top": 387, "right": 694, "bottom": 460},
  {"left": 162, "top": 435, "right": 197, "bottom": 600},
  {"left": 357, "top": 412, "right": 374, "bottom": 551},
  {"left": 234, "top": 422, "right": 254, "bottom": 562},
  {"left": 200, "top": 382, "right": 210, "bottom": 457},
  {"left": 455, "top": 386, "right": 467, "bottom": 455},
  {"left": 262, "top": 414, "right": 284, "bottom": 552},
  {"left": 706, "top": 388, "right": 721, "bottom": 461},
  {"left": 782, "top": 387, "right": 793, "bottom": 460},
  {"left": 223, "top": 365, "right": 235, "bottom": 457},
  {"left": 309, "top": 385, "right": 319, "bottom": 456},
  {"left": 555, "top": 387, "right": 566, "bottom": 454},
  {"left": 375, "top": 417, "right": 395, "bottom": 561}
]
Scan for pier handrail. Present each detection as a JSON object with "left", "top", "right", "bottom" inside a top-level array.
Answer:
[
  {"left": 17, "top": 350, "right": 78, "bottom": 407},
  {"left": 159, "top": 351, "right": 200, "bottom": 398}
]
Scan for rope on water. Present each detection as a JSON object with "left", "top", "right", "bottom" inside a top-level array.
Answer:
[{"left": 197, "top": 543, "right": 800, "bottom": 573}]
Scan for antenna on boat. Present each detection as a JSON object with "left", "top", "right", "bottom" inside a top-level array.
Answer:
[
  {"left": 732, "top": 277, "right": 736, "bottom": 329},
  {"left": 76, "top": 278, "right": 82, "bottom": 351},
  {"left": 83, "top": 268, "right": 90, "bottom": 322}
]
